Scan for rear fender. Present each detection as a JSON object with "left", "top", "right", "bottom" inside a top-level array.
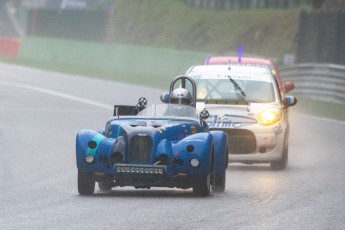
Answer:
[{"left": 76, "top": 129, "right": 115, "bottom": 173}]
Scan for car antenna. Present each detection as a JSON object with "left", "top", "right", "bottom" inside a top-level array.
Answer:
[
  {"left": 228, "top": 50, "right": 232, "bottom": 70},
  {"left": 228, "top": 59, "right": 231, "bottom": 70}
]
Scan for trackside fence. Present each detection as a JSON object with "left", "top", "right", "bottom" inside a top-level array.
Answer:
[{"left": 280, "top": 63, "right": 345, "bottom": 105}]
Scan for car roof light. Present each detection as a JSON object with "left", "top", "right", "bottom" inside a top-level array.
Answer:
[{"left": 237, "top": 44, "right": 243, "bottom": 63}]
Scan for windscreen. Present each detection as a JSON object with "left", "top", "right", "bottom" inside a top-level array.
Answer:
[
  {"left": 188, "top": 70, "right": 276, "bottom": 103},
  {"left": 194, "top": 78, "right": 274, "bottom": 102},
  {"left": 137, "top": 104, "right": 198, "bottom": 119}
]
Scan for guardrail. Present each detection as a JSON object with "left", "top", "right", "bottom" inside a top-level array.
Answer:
[
  {"left": 185, "top": 0, "right": 311, "bottom": 10},
  {"left": 280, "top": 63, "right": 345, "bottom": 105}
]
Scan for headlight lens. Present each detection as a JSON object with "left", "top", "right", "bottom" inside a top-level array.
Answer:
[
  {"left": 85, "top": 154, "right": 95, "bottom": 164},
  {"left": 257, "top": 108, "right": 282, "bottom": 126},
  {"left": 190, "top": 158, "right": 200, "bottom": 167}
]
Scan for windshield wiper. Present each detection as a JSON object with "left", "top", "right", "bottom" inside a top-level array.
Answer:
[
  {"left": 227, "top": 76, "right": 250, "bottom": 112},
  {"left": 227, "top": 76, "right": 246, "bottom": 100}
]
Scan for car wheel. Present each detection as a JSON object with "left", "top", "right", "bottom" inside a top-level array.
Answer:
[
  {"left": 78, "top": 171, "right": 95, "bottom": 195},
  {"left": 271, "top": 142, "right": 288, "bottom": 170},
  {"left": 212, "top": 169, "right": 226, "bottom": 192},
  {"left": 212, "top": 148, "right": 227, "bottom": 192},
  {"left": 193, "top": 174, "right": 211, "bottom": 196},
  {"left": 98, "top": 181, "right": 113, "bottom": 191}
]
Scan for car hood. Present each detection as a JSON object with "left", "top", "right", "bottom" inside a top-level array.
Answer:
[{"left": 105, "top": 118, "right": 201, "bottom": 140}]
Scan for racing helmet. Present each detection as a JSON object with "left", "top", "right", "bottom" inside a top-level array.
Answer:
[{"left": 169, "top": 88, "right": 192, "bottom": 105}]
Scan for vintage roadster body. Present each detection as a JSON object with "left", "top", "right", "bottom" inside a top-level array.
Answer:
[{"left": 76, "top": 76, "right": 228, "bottom": 196}]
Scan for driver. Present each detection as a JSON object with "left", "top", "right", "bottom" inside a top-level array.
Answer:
[
  {"left": 169, "top": 88, "right": 193, "bottom": 105},
  {"left": 164, "top": 88, "right": 196, "bottom": 118}
]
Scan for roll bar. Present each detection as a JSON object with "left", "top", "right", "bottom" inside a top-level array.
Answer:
[{"left": 169, "top": 75, "right": 197, "bottom": 108}]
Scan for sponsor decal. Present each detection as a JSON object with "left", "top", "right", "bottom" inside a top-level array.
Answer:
[
  {"left": 190, "top": 125, "right": 197, "bottom": 134},
  {"left": 86, "top": 134, "right": 105, "bottom": 155},
  {"left": 207, "top": 114, "right": 257, "bottom": 128}
]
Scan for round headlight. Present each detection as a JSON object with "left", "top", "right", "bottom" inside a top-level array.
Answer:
[
  {"left": 257, "top": 108, "right": 282, "bottom": 126},
  {"left": 190, "top": 158, "right": 200, "bottom": 168},
  {"left": 85, "top": 154, "right": 95, "bottom": 164}
]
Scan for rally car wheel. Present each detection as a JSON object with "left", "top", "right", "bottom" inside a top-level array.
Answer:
[
  {"left": 193, "top": 174, "right": 211, "bottom": 196},
  {"left": 212, "top": 170, "right": 226, "bottom": 192},
  {"left": 78, "top": 171, "right": 95, "bottom": 195},
  {"left": 271, "top": 134, "right": 289, "bottom": 170},
  {"left": 271, "top": 146, "right": 288, "bottom": 170},
  {"left": 98, "top": 181, "right": 113, "bottom": 191},
  {"left": 212, "top": 146, "right": 227, "bottom": 192}
]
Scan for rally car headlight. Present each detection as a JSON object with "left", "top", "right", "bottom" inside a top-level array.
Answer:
[
  {"left": 257, "top": 108, "right": 282, "bottom": 126},
  {"left": 85, "top": 154, "right": 95, "bottom": 164},
  {"left": 190, "top": 158, "right": 200, "bottom": 168}
]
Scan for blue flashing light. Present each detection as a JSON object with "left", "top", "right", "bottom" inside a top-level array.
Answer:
[{"left": 237, "top": 44, "right": 243, "bottom": 62}]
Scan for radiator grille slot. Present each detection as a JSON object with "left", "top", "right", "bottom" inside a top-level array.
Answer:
[{"left": 129, "top": 135, "right": 152, "bottom": 162}]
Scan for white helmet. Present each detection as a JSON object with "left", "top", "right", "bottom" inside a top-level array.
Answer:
[{"left": 169, "top": 88, "right": 192, "bottom": 105}]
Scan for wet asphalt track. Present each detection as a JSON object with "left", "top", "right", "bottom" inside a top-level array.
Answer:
[{"left": 1, "top": 63, "right": 345, "bottom": 230}]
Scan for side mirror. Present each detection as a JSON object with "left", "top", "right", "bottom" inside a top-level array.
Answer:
[
  {"left": 283, "top": 96, "right": 297, "bottom": 108},
  {"left": 160, "top": 92, "right": 170, "bottom": 103},
  {"left": 200, "top": 109, "right": 210, "bottom": 120},
  {"left": 284, "top": 81, "right": 295, "bottom": 93}
]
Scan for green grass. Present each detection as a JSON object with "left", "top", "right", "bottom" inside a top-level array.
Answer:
[
  {"left": 0, "top": 55, "right": 167, "bottom": 88},
  {"left": 112, "top": 0, "right": 309, "bottom": 61}
]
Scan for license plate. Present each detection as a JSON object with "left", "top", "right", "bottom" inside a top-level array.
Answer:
[{"left": 115, "top": 164, "right": 166, "bottom": 175}]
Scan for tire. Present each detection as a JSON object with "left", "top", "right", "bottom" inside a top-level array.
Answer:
[
  {"left": 271, "top": 136, "right": 289, "bottom": 170},
  {"left": 193, "top": 174, "right": 211, "bottom": 196},
  {"left": 98, "top": 181, "right": 113, "bottom": 191},
  {"left": 212, "top": 169, "right": 226, "bottom": 192},
  {"left": 211, "top": 132, "right": 227, "bottom": 192},
  {"left": 78, "top": 171, "right": 95, "bottom": 195}
]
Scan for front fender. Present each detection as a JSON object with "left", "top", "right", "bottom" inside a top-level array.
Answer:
[
  {"left": 172, "top": 133, "right": 213, "bottom": 176},
  {"left": 210, "top": 130, "right": 228, "bottom": 173},
  {"left": 76, "top": 129, "right": 115, "bottom": 174}
]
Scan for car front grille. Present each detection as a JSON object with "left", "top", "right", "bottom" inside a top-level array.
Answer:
[
  {"left": 228, "top": 129, "right": 256, "bottom": 154},
  {"left": 212, "top": 128, "right": 256, "bottom": 154},
  {"left": 129, "top": 135, "right": 153, "bottom": 163}
]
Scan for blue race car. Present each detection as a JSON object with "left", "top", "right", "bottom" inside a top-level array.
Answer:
[{"left": 76, "top": 76, "right": 228, "bottom": 196}]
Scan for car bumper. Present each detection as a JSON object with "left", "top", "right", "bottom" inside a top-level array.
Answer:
[{"left": 211, "top": 121, "right": 287, "bottom": 163}]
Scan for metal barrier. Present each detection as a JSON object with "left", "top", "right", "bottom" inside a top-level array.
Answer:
[
  {"left": 280, "top": 63, "right": 345, "bottom": 105},
  {"left": 185, "top": 0, "right": 311, "bottom": 10}
]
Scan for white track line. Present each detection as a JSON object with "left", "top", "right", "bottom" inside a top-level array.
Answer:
[{"left": 0, "top": 81, "right": 113, "bottom": 110}]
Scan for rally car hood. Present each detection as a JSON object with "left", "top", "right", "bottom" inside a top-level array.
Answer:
[{"left": 105, "top": 118, "right": 201, "bottom": 140}]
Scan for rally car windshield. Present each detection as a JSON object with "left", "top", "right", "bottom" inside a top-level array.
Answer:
[
  {"left": 137, "top": 104, "right": 198, "bottom": 119},
  {"left": 193, "top": 78, "right": 275, "bottom": 103}
]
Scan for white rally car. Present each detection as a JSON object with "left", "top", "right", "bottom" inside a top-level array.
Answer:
[{"left": 185, "top": 64, "right": 297, "bottom": 170}]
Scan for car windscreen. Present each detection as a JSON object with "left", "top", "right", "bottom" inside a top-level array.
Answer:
[
  {"left": 137, "top": 104, "right": 198, "bottom": 119},
  {"left": 190, "top": 75, "right": 275, "bottom": 103}
]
